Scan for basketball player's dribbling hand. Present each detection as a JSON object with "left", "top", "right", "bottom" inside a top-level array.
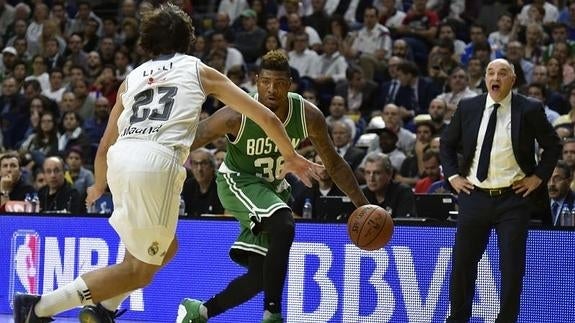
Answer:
[
  {"left": 86, "top": 184, "right": 106, "bottom": 209},
  {"left": 279, "top": 153, "right": 323, "bottom": 187}
]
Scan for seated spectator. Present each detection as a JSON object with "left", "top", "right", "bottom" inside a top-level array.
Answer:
[
  {"left": 395, "top": 60, "right": 442, "bottom": 120},
  {"left": 367, "top": 103, "right": 415, "bottom": 157},
  {"left": 525, "top": 83, "right": 560, "bottom": 125},
  {"left": 436, "top": 67, "right": 478, "bottom": 122},
  {"left": 234, "top": 9, "right": 267, "bottom": 63},
  {"left": 0, "top": 152, "right": 35, "bottom": 207},
  {"left": 548, "top": 160, "right": 575, "bottom": 226},
  {"left": 361, "top": 152, "right": 415, "bottom": 218},
  {"left": 288, "top": 32, "right": 319, "bottom": 79},
  {"left": 24, "top": 55, "right": 50, "bottom": 91},
  {"left": 0, "top": 76, "right": 29, "bottom": 150},
  {"left": 311, "top": 35, "right": 348, "bottom": 100},
  {"left": 32, "top": 168, "right": 45, "bottom": 192},
  {"left": 90, "top": 65, "right": 119, "bottom": 106},
  {"left": 428, "top": 98, "right": 449, "bottom": 135},
  {"left": 291, "top": 154, "right": 346, "bottom": 220},
  {"left": 359, "top": 126, "right": 406, "bottom": 177},
  {"left": 19, "top": 111, "right": 59, "bottom": 166},
  {"left": 414, "top": 149, "right": 442, "bottom": 193},
  {"left": 42, "top": 68, "right": 66, "bottom": 103},
  {"left": 467, "top": 56, "right": 487, "bottom": 95},
  {"left": 64, "top": 146, "right": 93, "bottom": 198},
  {"left": 181, "top": 148, "right": 223, "bottom": 217},
  {"left": 330, "top": 120, "right": 365, "bottom": 171},
  {"left": 334, "top": 66, "right": 378, "bottom": 119},
  {"left": 38, "top": 156, "right": 84, "bottom": 213},
  {"left": 396, "top": 118, "right": 435, "bottom": 187},
  {"left": 58, "top": 111, "right": 89, "bottom": 156},
  {"left": 325, "top": 95, "right": 356, "bottom": 139}
]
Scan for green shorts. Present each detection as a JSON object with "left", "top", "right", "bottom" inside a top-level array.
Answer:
[{"left": 217, "top": 171, "right": 291, "bottom": 267}]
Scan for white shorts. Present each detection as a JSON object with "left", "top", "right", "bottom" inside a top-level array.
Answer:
[{"left": 107, "top": 139, "right": 186, "bottom": 265}]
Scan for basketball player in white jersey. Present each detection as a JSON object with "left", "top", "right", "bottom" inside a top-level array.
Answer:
[{"left": 13, "top": 4, "right": 321, "bottom": 323}]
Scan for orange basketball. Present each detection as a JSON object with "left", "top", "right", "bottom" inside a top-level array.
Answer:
[{"left": 347, "top": 205, "right": 394, "bottom": 251}]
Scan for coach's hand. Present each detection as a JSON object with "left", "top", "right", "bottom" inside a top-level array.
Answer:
[
  {"left": 449, "top": 175, "right": 474, "bottom": 194},
  {"left": 512, "top": 175, "right": 542, "bottom": 197},
  {"left": 279, "top": 153, "right": 323, "bottom": 187}
]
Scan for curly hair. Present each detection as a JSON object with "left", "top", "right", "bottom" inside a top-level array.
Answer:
[
  {"left": 139, "top": 3, "right": 195, "bottom": 56},
  {"left": 260, "top": 50, "right": 290, "bottom": 76}
]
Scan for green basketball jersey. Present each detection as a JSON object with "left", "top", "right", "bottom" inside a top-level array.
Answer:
[{"left": 223, "top": 92, "right": 308, "bottom": 190}]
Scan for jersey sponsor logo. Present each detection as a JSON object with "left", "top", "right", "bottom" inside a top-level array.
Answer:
[
  {"left": 120, "top": 124, "right": 163, "bottom": 137},
  {"left": 9, "top": 230, "right": 40, "bottom": 308}
]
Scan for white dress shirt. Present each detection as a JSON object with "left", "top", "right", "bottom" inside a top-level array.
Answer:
[{"left": 469, "top": 93, "right": 525, "bottom": 188}]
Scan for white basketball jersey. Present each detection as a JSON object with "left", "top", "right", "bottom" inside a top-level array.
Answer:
[{"left": 117, "top": 53, "right": 205, "bottom": 153}]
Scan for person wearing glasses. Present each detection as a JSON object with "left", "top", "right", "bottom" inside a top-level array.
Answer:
[
  {"left": 181, "top": 148, "right": 223, "bottom": 217},
  {"left": 38, "top": 155, "right": 84, "bottom": 213}
]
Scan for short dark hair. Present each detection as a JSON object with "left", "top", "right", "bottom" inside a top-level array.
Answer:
[
  {"left": 0, "top": 152, "right": 21, "bottom": 166},
  {"left": 260, "top": 50, "right": 291, "bottom": 76},
  {"left": 527, "top": 82, "right": 547, "bottom": 99},
  {"left": 396, "top": 60, "right": 419, "bottom": 76},
  {"left": 139, "top": 3, "right": 196, "bottom": 56}
]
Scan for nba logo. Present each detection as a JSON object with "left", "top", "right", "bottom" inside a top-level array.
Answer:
[{"left": 9, "top": 230, "right": 41, "bottom": 309}]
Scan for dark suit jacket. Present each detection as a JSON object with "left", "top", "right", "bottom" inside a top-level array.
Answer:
[
  {"left": 552, "top": 190, "right": 575, "bottom": 226},
  {"left": 394, "top": 77, "right": 442, "bottom": 115},
  {"left": 334, "top": 80, "right": 378, "bottom": 117},
  {"left": 343, "top": 146, "right": 366, "bottom": 171},
  {"left": 440, "top": 93, "right": 561, "bottom": 223}
]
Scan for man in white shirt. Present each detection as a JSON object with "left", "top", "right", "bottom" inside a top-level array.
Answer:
[
  {"left": 288, "top": 33, "right": 319, "bottom": 78},
  {"left": 210, "top": 31, "right": 245, "bottom": 74},
  {"left": 348, "top": 6, "right": 391, "bottom": 80},
  {"left": 312, "top": 35, "right": 348, "bottom": 85},
  {"left": 286, "top": 13, "right": 322, "bottom": 51}
]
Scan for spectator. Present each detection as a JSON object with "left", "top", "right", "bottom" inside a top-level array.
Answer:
[
  {"left": 68, "top": 1, "right": 103, "bottom": 37},
  {"left": 38, "top": 156, "right": 84, "bottom": 213},
  {"left": 113, "top": 49, "right": 133, "bottom": 81},
  {"left": 234, "top": 9, "right": 267, "bottom": 63},
  {"left": 304, "top": 0, "right": 330, "bottom": 39},
  {"left": 42, "top": 68, "right": 66, "bottom": 103},
  {"left": 362, "top": 152, "right": 415, "bottom": 218},
  {"left": 378, "top": 56, "right": 403, "bottom": 106},
  {"left": 461, "top": 24, "right": 496, "bottom": 66},
  {"left": 286, "top": 13, "right": 322, "bottom": 51},
  {"left": 548, "top": 160, "right": 575, "bottom": 226},
  {"left": 64, "top": 146, "right": 93, "bottom": 198},
  {"left": 506, "top": 40, "right": 534, "bottom": 87},
  {"left": 210, "top": 31, "right": 244, "bottom": 74},
  {"left": 467, "top": 56, "right": 487, "bottom": 95},
  {"left": 58, "top": 111, "right": 89, "bottom": 155},
  {"left": 26, "top": 2, "right": 49, "bottom": 56},
  {"left": 438, "top": 21, "right": 466, "bottom": 58},
  {"left": 0, "top": 152, "right": 35, "bottom": 206},
  {"left": 488, "top": 12, "right": 513, "bottom": 56},
  {"left": 85, "top": 51, "right": 103, "bottom": 84},
  {"left": 82, "top": 18, "right": 100, "bottom": 53},
  {"left": 0, "top": 45, "right": 17, "bottom": 77},
  {"left": 395, "top": 0, "right": 439, "bottom": 67},
  {"left": 265, "top": 15, "right": 288, "bottom": 49},
  {"left": 436, "top": 66, "right": 478, "bottom": 120},
  {"left": 19, "top": 111, "right": 59, "bottom": 166},
  {"left": 0, "top": 76, "right": 28, "bottom": 150},
  {"left": 526, "top": 83, "right": 560, "bottom": 125},
  {"left": 311, "top": 35, "right": 348, "bottom": 96},
  {"left": 395, "top": 60, "right": 442, "bottom": 119},
  {"left": 348, "top": 6, "right": 391, "bottom": 80},
  {"left": 414, "top": 149, "right": 442, "bottom": 193},
  {"left": 288, "top": 33, "right": 319, "bottom": 79},
  {"left": 65, "top": 33, "right": 88, "bottom": 70},
  {"left": 396, "top": 117, "right": 435, "bottom": 187},
  {"left": 428, "top": 98, "right": 449, "bottom": 135},
  {"left": 517, "top": 0, "right": 559, "bottom": 28},
  {"left": 98, "top": 36, "right": 116, "bottom": 66},
  {"left": 334, "top": 66, "right": 378, "bottom": 119},
  {"left": 523, "top": 23, "right": 545, "bottom": 65},
  {"left": 25, "top": 55, "right": 50, "bottom": 91},
  {"left": 361, "top": 126, "right": 406, "bottom": 174},
  {"left": 181, "top": 148, "right": 223, "bottom": 217},
  {"left": 379, "top": 0, "right": 406, "bottom": 31},
  {"left": 0, "top": 0, "right": 15, "bottom": 39},
  {"left": 32, "top": 168, "right": 45, "bottom": 192},
  {"left": 291, "top": 153, "right": 346, "bottom": 220},
  {"left": 368, "top": 103, "right": 416, "bottom": 156},
  {"left": 531, "top": 64, "right": 569, "bottom": 114},
  {"left": 330, "top": 120, "right": 365, "bottom": 171},
  {"left": 325, "top": 95, "right": 356, "bottom": 138}
]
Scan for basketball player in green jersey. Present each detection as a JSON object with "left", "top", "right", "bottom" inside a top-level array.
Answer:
[{"left": 177, "top": 50, "right": 369, "bottom": 323}]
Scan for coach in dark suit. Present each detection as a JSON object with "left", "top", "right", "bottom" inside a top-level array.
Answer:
[{"left": 440, "top": 58, "right": 561, "bottom": 323}]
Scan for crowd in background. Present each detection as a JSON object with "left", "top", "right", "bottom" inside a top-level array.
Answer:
[{"left": 0, "top": 0, "right": 574, "bottom": 225}]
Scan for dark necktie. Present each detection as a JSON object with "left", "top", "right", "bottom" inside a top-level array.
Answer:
[
  {"left": 552, "top": 202, "right": 560, "bottom": 225},
  {"left": 476, "top": 103, "right": 500, "bottom": 182}
]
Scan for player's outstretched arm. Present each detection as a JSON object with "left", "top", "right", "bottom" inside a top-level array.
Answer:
[
  {"left": 86, "top": 81, "right": 125, "bottom": 206},
  {"left": 190, "top": 107, "right": 240, "bottom": 151},
  {"left": 199, "top": 63, "right": 320, "bottom": 187},
  {"left": 304, "top": 100, "right": 369, "bottom": 207}
]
